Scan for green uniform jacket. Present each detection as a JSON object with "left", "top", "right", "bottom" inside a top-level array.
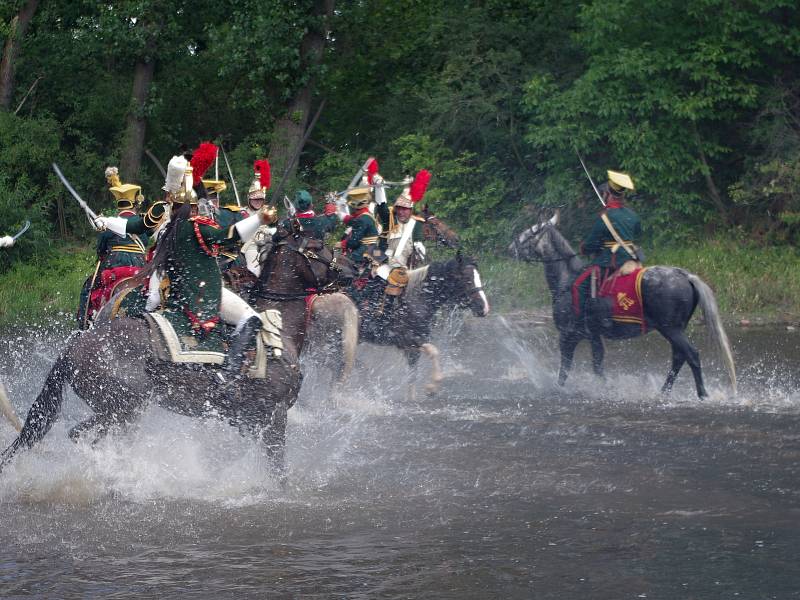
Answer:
[
  {"left": 165, "top": 216, "right": 240, "bottom": 330},
  {"left": 126, "top": 200, "right": 170, "bottom": 237},
  {"left": 96, "top": 213, "right": 148, "bottom": 269},
  {"left": 345, "top": 211, "right": 380, "bottom": 265},
  {"left": 581, "top": 206, "right": 641, "bottom": 268},
  {"left": 214, "top": 205, "right": 248, "bottom": 268},
  {"left": 279, "top": 211, "right": 337, "bottom": 240}
]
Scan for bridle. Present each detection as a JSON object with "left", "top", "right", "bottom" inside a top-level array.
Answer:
[
  {"left": 514, "top": 223, "right": 576, "bottom": 264},
  {"left": 256, "top": 235, "right": 345, "bottom": 300}
]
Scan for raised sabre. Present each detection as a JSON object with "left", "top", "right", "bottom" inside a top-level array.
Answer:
[
  {"left": 576, "top": 150, "right": 606, "bottom": 208},
  {"left": 12, "top": 220, "right": 30, "bottom": 241},
  {"left": 52, "top": 163, "right": 101, "bottom": 230},
  {"left": 220, "top": 145, "right": 241, "bottom": 207},
  {"left": 144, "top": 149, "right": 167, "bottom": 177}
]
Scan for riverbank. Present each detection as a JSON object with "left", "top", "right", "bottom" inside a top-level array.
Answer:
[{"left": 0, "top": 238, "right": 798, "bottom": 328}]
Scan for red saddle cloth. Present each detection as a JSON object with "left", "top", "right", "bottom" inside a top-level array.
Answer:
[
  {"left": 89, "top": 266, "right": 142, "bottom": 315},
  {"left": 572, "top": 266, "right": 648, "bottom": 331}
]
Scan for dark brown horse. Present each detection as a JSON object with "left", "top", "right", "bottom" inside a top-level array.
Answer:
[
  {"left": 0, "top": 230, "right": 343, "bottom": 473},
  {"left": 308, "top": 254, "right": 490, "bottom": 393}
]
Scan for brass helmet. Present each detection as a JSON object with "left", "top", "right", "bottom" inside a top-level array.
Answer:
[
  {"left": 346, "top": 185, "right": 372, "bottom": 209},
  {"left": 105, "top": 166, "right": 143, "bottom": 211}
]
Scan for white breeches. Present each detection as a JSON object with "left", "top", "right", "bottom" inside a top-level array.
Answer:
[{"left": 220, "top": 286, "right": 259, "bottom": 332}]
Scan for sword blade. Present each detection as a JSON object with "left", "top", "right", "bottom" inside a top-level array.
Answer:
[
  {"left": 144, "top": 149, "right": 166, "bottom": 177},
  {"left": 52, "top": 163, "right": 101, "bottom": 228},
  {"left": 221, "top": 146, "right": 241, "bottom": 207},
  {"left": 12, "top": 220, "right": 30, "bottom": 241},
  {"left": 575, "top": 150, "right": 606, "bottom": 207}
]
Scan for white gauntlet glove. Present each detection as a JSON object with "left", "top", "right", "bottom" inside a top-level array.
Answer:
[
  {"left": 0, "top": 236, "right": 14, "bottom": 248},
  {"left": 94, "top": 216, "right": 128, "bottom": 237},
  {"left": 372, "top": 174, "right": 387, "bottom": 205},
  {"left": 414, "top": 241, "right": 427, "bottom": 261}
]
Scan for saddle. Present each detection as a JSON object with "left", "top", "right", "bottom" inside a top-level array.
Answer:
[
  {"left": 144, "top": 309, "right": 283, "bottom": 379},
  {"left": 572, "top": 263, "right": 648, "bottom": 333}
]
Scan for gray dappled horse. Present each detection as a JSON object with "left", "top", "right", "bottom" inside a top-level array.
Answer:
[
  {"left": 0, "top": 233, "right": 342, "bottom": 473},
  {"left": 509, "top": 213, "right": 736, "bottom": 399},
  {"left": 308, "top": 254, "right": 490, "bottom": 394}
]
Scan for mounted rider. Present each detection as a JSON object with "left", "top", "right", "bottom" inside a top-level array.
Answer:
[
  {"left": 97, "top": 149, "right": 277, "bottom": 381},
  {"left": 287, "top": 189, "right": 338, "bottom": 240},
  {"left": 78, "top": 166, "right": 149, "bottom": 327},
  {"left": 575, "top": 170, "right": 642, "bottom": 328},
  {"left": 375, "top": 170, "right": 430, "bottom": 271},
  {"left": 339, "top": 184, "right": 381, "bottom": 270}
]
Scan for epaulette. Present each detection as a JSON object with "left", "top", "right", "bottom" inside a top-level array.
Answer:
[
  {"left": 222, "top": 204, "right": 246, "bottom": 213},
  {"left": 143, "top": 200, "right": 169, "bottom": 229},
  {"left": 411, "top": 215, "right": 425, "bottom": 222}
]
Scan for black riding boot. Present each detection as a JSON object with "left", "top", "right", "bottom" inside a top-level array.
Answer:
[{"left": 217, "top": 315, "right": 262, "bottom": 383}]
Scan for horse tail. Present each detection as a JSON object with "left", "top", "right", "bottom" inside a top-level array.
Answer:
[
  {"left": 0, "top": 353, "right": 71, "bottom": 472},
  {"left": 688, "top": 274, "right": 737, "bottom": 395}
]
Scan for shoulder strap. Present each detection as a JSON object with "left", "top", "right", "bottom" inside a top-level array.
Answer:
[{"left": 599, "top": 212, "right": 636, "bottom": 257}]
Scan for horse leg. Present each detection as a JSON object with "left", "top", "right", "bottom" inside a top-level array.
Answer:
[
  {"left": 404, "top": 347, "right": 422, "bottom": 401},
  {"left": 661, "top": 341, "right": 687, "bottom": 394},
  {"left": 661, "top": 329, "right": 707, "bottom": 399},
  {"left": 421, "top": 342, "right": 444, "bottom": 395},
  {"left": 68, "top": 407, "right": 141, "bottom": 446},
  {"left": 590, "top": 335, "right": 605, "bottom": 378},
  {"left": 558, "top": 334, "right": 580, "bottom": 386}
]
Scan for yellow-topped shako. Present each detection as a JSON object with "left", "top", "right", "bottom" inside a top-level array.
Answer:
[
  {"left": 346, "top": 185, "right": 373, "bottom": 210},
  {"left": 606, "top": 170, "right": 635, "bottom": 195},
  {"left": 105, "top": 166, "right": 144, "bottom": 212}
]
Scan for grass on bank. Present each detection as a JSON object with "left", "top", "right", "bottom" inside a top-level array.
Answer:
[
  {"left": 0, "top": 244, "right": 95, "bottom": 328},
  {"left": 0, "top": 238, "right": 798, "bottom": 327}
]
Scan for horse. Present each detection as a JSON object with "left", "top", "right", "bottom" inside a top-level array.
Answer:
[
  {"left": 508, "top": 213, "right": 736, "bottom": 399},
  {"left": 0, "top": 230, "right": 343, "bottom": 473},
  {"left": 307, "top": 254, "right": 490, "bottom": 394}
]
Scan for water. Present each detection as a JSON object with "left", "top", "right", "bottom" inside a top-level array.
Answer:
[{"left": 1, "top": 318, "right": 800, "bottom": 598}]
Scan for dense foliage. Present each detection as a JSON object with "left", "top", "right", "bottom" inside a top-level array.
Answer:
[{"left": 1, "top": 0, "right": 799, "bottom": 271}]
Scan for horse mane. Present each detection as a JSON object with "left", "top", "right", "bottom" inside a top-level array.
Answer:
[{"left": 547, "top": 225, "right": 584, "bottom": 274}]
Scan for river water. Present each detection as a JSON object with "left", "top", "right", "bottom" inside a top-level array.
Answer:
[{"left": 1, "top": 317, "right": 799, "bottom": 599}]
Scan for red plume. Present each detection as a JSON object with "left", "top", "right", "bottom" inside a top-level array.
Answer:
[
  {"left": 366, "top": 157, "right": 379, "bottom": 184},
  {"left": 254, "top": 159, "right": 271, "bottom": 189},
  {"left": 190, "top": 142, "right": 218, "bottom": 181},
  {"left": 409, "top": 169, "right": 431, "bottom": 202}
]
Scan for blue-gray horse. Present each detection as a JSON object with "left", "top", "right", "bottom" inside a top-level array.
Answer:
[{"left": 509, "top": 213, "right": 736, "bottom": 398}]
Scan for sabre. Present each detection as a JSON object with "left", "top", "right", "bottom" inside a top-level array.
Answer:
[
  {"left": 12, "top": 220, "right": 30, "bottom": 241},
  {"left": 576, "top": 150, "right": 606, "bottom": 208},
  {"left": 221, "top": 145, "right": 241, "bottom": 207},
  {"left": 52, "top": 163, "right": 101, "bottom": 230},
  {"left": 283, "top": 195, "right": 296, "bottom": 218},
  {"left": 346, "top": 156, "right": 376, "bottom": 191},
  {"left": 144, "top": 148, "right": 166, "bottom": 177}
]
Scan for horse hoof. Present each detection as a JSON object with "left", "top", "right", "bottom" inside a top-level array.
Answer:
[{"left": 424, "top": 383, "right": 440, "bottom": 396}]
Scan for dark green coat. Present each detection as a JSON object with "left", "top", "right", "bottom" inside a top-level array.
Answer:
[
  {"left": 581, "top": 206, "right": 641, "bottom": 268},
  {"left": 215, "top": 204, "right": 247, "bottom": 229},
  {"left": 164, "top": 216, "right": 240, "bottom": 334},
  {"left": 96, "top": 212, "right": 148, "bottom": 269},
  {"left": 345, "top": 211, "right": 380, "bottom": 265}
]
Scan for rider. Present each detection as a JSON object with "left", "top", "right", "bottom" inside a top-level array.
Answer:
[
  {"left": 580, "top": 170, "right": 641, "bottom": 276},
  {"left": 375, "top": 174, "right": 428, "bottom": 271},
  {"left": 96, "top": 154, "right": 278, "bottom": 380},
  {"left": 78, "top": 167, "right": 149, "bottom": 326},
  {"left": 339, "top": 184, "right": 380, "bottom": 269},
  {"left": 281, "top": 189, "right": 338, "bottom": 240},
  {"left": 575, "top": 170, "right": 641, "bottom": 328}
]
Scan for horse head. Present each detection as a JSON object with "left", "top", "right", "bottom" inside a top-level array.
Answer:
[
  {"left": 258, "top": 231, "right": 347, "bottom": 296},
  {"left": 508, "top": 211, "right": 559, "bottom": 262},
  {"left": 440, "top": 252, "right": 490, "bottom": 317}
]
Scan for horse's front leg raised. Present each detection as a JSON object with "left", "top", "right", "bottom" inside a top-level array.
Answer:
[
  {"left": 558, "top": 333, "right": 580, "bottom": 386},
  {"left": 590, "top": 335, "right": 605, "bottom": 378}
]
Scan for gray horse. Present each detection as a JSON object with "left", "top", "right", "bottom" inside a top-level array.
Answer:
[
  {"left": 0, "top": 233, "right": 341, "bottom": 472},
  {"left": 509, "top": 213, "right": 736, "bottom": 398}
]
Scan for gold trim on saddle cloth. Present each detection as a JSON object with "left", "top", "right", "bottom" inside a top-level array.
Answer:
[{"left": 609, "top": 267, "right": 648, "bottom": 326}]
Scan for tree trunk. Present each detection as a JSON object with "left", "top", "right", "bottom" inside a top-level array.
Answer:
[
  {"left": 694, "top": 129, "right": 730, "bottom": 226},
  {"left": 0, "top": 0, "right": 40, "bottom": 110},
  {"left": 268, "top": 0, "right": 334, "bottom": 197},
  {"left": 120, "top": 59, "right": 156, "bottom": 179}
]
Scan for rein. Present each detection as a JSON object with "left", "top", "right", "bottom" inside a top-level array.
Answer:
[
  {"left": 516, "top": 225, "right": 577, "bottom": 263},
  {"left": 255, "top": 236, "right": 342, "bottom": 301}
]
